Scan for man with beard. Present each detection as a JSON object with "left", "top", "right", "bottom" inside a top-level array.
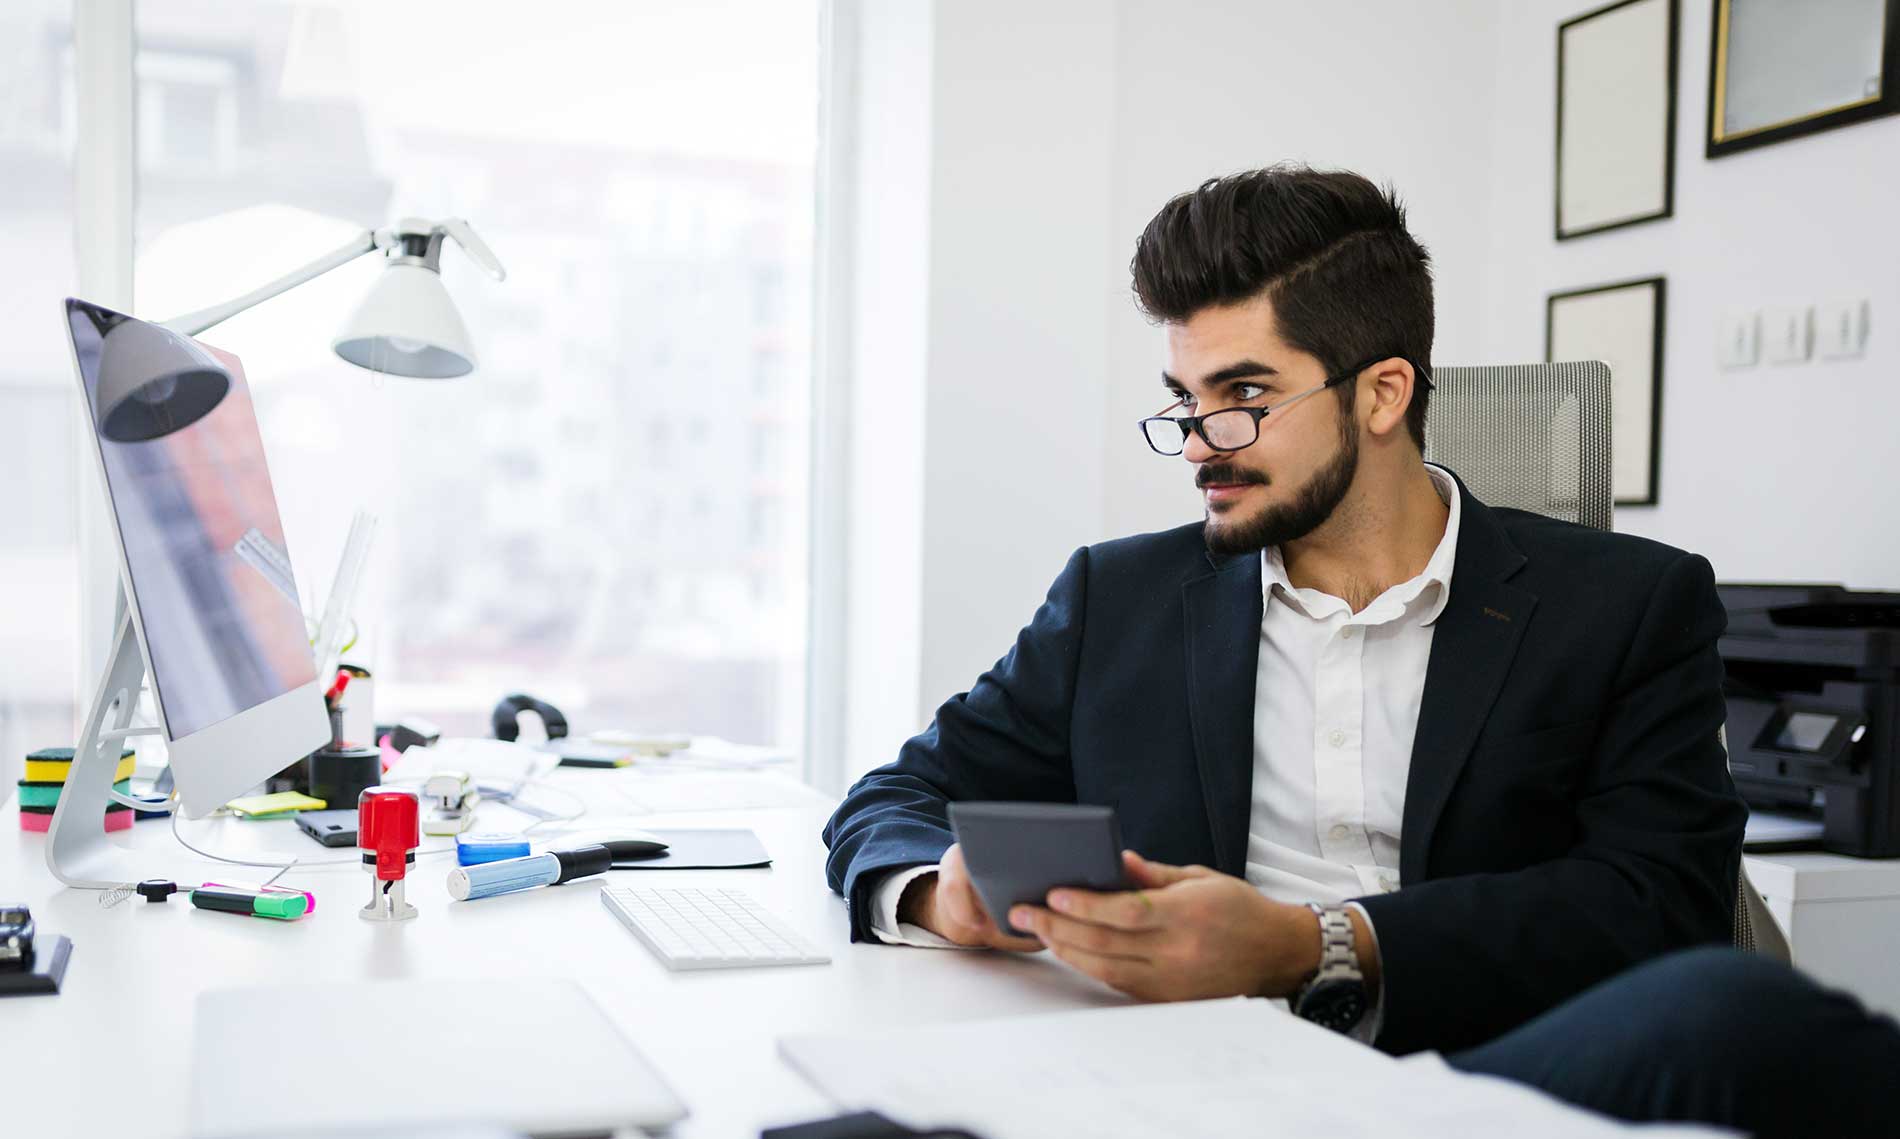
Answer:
[{"left": 821, "top": 166, "right": 1900, "bottom": 1137}]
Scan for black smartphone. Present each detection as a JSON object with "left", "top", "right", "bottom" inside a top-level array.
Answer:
[
  {"left": 295, "top": 808, "right": 359, "bottom": 848},
  {"left": 948, "top": 802, "right": 1127, "bottom": 936}
]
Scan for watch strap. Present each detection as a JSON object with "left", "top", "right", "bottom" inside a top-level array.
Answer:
[{"left": 1292, "top": 902, "right": 1367, "bottom": 1032}]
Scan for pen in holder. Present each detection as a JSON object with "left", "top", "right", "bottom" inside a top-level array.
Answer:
[
  {"left": 308, "top": 667, "right": 379, "bottom": 808},
  {"left": 338, "top": 668, "right": 374, "bottom": 749},
  {"left": 314, "top": 511, "right": 376, "bottom": 684}
]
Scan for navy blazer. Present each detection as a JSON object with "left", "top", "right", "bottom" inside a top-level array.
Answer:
[{"left": 822, "top": 474, "right": 1746, "bottom": 1055}]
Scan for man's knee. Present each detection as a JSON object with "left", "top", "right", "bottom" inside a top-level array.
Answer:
[
  {"left": 1604, "top": 947, "right": 1872, "bottom": 1074},
  {"left": 1630, "top": 946, "right": 1807, "bottom": 1020}
]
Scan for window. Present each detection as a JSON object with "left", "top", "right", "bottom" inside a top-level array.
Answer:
[
  {"left": 0, "top": 1, "right": 80, "bottom": 794},
  {"left": 131, "top": 1, "right": 819, "bottom": 747}
]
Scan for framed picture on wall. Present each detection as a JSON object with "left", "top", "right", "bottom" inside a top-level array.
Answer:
[
  {"left": 1546, "top": 277, "right": 1666, "bottom": 507},
  {"left": 1708, "top": 0, "right": 1900, "bottom": 157},
  {"left": 1555, "top": 0, "right": 1678, "bottom": 240}
]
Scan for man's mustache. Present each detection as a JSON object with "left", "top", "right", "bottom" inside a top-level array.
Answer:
[{"left": 1196, "top": 466, "right": 1269, "bottom": 489}]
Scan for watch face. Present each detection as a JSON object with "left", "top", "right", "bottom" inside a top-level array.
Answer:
[{"left": 1297, "top": 979, "right": 1366, "bottom": 1033}]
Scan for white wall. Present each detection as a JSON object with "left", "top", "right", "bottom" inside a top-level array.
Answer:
[
  {"left": 919, "top": 1, "right": 1116, "bottom": 708},
  {"left": 1476, "top": 0, "right": 1900, "bottom": 589},
  {"left": 829, "top": 0, "right": 1118, "bottom": 789},
  {"left": 1101, "top": 0, "right": 1506, "bottom": 536}
]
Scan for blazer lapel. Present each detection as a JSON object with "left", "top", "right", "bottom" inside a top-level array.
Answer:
[
  {"left": 1401, "top": 488, "right": 1537, "bottom": 884},
  {"left": 1181, "top": 551, "right": 1263, "bottom": 877}
]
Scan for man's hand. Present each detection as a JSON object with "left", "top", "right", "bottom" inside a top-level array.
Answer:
[
  {"left": 1009, "top": 851, "right": 1370, "bottom": 1002},
  {"left": 897, "top": 842, "right": 1043, "bottom": 951}
]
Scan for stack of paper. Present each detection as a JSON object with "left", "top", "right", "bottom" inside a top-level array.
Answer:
[{"left": 780, "top": 998, "right": 1727, "bottom": 1139}]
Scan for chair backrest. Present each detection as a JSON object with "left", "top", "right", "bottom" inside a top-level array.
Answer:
[
  {"left": 1721, "top": 726, "right": 1793, "bottom": 962},
  {"left": 1423, "top": 361, "right": 1613, "bottom": 533},
  {"left": 1426, "top": 361, "right": 1788, "bottom": 959}
]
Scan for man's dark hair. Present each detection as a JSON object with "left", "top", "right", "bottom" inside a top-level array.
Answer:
[{"left": 1130, "top": 166, "right": 1434, "bottom": 449}]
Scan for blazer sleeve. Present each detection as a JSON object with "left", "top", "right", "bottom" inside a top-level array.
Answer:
[
  {"left": 822, "top": 547, "right": 1090, "bottom": 941},
  {"left": 1356, "top": 552, "right": 1747, "bottom": 1055}
]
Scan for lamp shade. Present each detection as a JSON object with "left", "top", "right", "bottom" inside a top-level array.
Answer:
[
  {"left": 331, "top": 263, "right": 477, "bottom": 379},
  {"left": 95, "top": 315, "right": 232, "bottom": 442}
]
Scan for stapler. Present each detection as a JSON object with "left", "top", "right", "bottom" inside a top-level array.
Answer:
[{"left": 422, "top": 770, "right": 479, "bottom": 835}]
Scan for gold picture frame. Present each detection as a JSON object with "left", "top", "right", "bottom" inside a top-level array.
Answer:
[{"left": 1708, "top": 0, "right": 1900, "bottom": 157}]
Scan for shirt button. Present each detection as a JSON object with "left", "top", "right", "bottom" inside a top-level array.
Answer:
[
  {"left": 1340, "top": 627, "right": 1356, "bottom": 640},
  {"left": 1329, "top": 824, "right": 1351, "bottom": 842},
  {"left": 1378, "top": 874, "right": 1396, "bottom": 892},
  {"left": 1328, "top": 729, "right": 1347, "bottom": 748}
]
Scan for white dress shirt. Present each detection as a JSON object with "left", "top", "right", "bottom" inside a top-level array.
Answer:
[{"left": 868, "top": 466, "right": 1462, "bottom": 1039}]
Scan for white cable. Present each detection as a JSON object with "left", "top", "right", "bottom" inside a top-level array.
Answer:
[
  {"left": 107, "top": 786, "right": 175, "bottom": 813},
  {"left": 170, "top": 810, "right": 301, "bottom": 879},
  {"left": 514, "top": 779, "right": 588, "bottom": 831}
]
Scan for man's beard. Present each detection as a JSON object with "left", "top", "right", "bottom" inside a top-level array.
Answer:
[{"left": 1201, "top": 410, "right": 1359, "bottom": 557}]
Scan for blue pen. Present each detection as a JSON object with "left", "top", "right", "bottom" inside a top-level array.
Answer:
[{"left": 445, "top": 844, "right": 613, "bottom": 901}]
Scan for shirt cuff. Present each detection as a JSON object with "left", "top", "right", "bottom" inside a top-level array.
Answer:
[
  {"left": 867, "top": 864, "right": 969, "bottom": 949},
  {"left": 1345, "top": 900, "right": 1386, "bottom": 1045}
]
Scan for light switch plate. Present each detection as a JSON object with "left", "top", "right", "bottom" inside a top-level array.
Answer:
[
  {"left": 1814, "top": 299, "right": 1869, "bottom": 360},
  {"left": 1763, "top": 306, "right": 1811, "bottom": 365},
  {"left": 1717, "top": 310, "right": 1759, "bottom": 369}
]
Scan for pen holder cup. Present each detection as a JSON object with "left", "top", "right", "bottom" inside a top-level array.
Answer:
[{"left": 309, "top": 745, "right": 381, "bottom": 812}]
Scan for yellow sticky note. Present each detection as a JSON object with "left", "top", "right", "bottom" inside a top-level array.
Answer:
[{"left": 227, "top": 791, "right": 328, "bottom": 817}]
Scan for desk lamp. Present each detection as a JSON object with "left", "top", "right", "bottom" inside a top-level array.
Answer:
[{"left": 90, "top": 216, "right": 505, "bottom": 441}]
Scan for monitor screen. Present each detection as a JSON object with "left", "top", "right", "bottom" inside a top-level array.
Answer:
[{"left": 68, "top": 301, "right": 316, "bottom": 739}]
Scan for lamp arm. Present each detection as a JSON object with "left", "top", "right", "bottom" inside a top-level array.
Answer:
[{"left": 157, "top": 228, "right": 391, "bottom": 338}]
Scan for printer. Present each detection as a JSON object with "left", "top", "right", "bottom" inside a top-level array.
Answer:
[{"left": 1718, "top": 584, "right": 1900, "bottom": 857}]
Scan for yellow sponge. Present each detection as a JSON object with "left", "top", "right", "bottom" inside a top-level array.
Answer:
[{"left": 24, "top": 748, "right": 136, "bottom": 785}]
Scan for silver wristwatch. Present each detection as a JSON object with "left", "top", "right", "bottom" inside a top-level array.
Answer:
[{"left": 1291, "top": 903, "right": 1368, "bottom": 1034}]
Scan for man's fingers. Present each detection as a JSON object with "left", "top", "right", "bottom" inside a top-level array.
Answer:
[
  {"left": 1012, "top": 905, "right": 1158, "bottom": 958},
  {"left": 935, "top": 871, "right": 988, "bottom": 931},
  {"left": 1043, "top": 939, "right": 1151, "bottom": 994},
  {"left": 1043, "top": 885, "right": 1166, "bottom": 931},
  {"left": 972, "top": 897, "right": 1043, "bottom": 951},
  {"left": 935, "top": 871, "right": 1038, "bottom": 949},
  {"left": 1121, "top": 850, "right": 1207, "bottom": 888},
  {"left": 981, "top": 926, "right": 1046, "bottom": 952}
]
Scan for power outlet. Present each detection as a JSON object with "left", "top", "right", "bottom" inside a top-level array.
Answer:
[
  {"left": 1717, "top": 311, "right": 1759, "bottom": 369},
  {"left": 1763, "top": 306, "right": 1812, "bottom": 365},
  {"left": 1814, "top": 299, "right": 1869, "bottom": 360}
]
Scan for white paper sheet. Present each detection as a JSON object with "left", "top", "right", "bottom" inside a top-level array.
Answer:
[{"left": 780, "top": 998, "right": 1732, "bottom": 1139}]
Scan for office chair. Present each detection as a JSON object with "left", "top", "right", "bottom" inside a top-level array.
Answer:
[{"left": 1425, "top": 362, "right": 1790, "bottom": 961}]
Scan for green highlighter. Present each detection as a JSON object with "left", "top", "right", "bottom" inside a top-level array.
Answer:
[{"left": 189, "top": 885, "right": 310, "bottom": 921}]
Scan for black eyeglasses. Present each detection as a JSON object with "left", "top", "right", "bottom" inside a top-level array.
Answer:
[{"left": 1138, "top": 356, "right": 1431, "bottom": 456}]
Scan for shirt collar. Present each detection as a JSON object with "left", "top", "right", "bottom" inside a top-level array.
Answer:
[{"left": 1261, "top": 463, "right": 1461, "bottom": 627}]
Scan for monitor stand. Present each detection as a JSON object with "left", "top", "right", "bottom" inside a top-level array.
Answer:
[{"left": 45, "top": 590, "right": 166, "bottom": 888}]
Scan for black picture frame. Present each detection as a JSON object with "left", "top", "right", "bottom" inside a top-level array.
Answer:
[
  {"left": 1707, "top": 0, "right": 1900, "bottom": 158},
  {"left": 1555, "top": 0, "right": 1680, "bottom": 241},
  {"left": 1545, "top": 276, "right": 1667, "bottom": 507}
]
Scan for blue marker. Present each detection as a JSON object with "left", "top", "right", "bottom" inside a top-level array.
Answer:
[
  {"left": 445, "top": 844, "right": 613, "bottom": 901},
  {"left": 456, "top": 831, "right": 532, "bottom": 866}
]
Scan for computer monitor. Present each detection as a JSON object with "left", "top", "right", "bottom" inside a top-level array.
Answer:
[{"left": 49, "top": 298, "right": 330, "bottom": 886}]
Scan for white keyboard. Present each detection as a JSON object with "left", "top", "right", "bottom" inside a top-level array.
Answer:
[{"left": 601, "top": 885, "right": 831, "bottom": 971}]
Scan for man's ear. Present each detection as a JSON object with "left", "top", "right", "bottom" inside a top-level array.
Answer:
[{"left": 1362, "top": 358, "right": 1417, "bottom": 442}]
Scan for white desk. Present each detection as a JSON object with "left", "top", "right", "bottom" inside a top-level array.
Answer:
[
  {"left": 1, "top": 768, "right": 1137, "bottom": 1139},
  {"left": 3, "top": 766, "right": 1701, "bottom": 1139}
]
